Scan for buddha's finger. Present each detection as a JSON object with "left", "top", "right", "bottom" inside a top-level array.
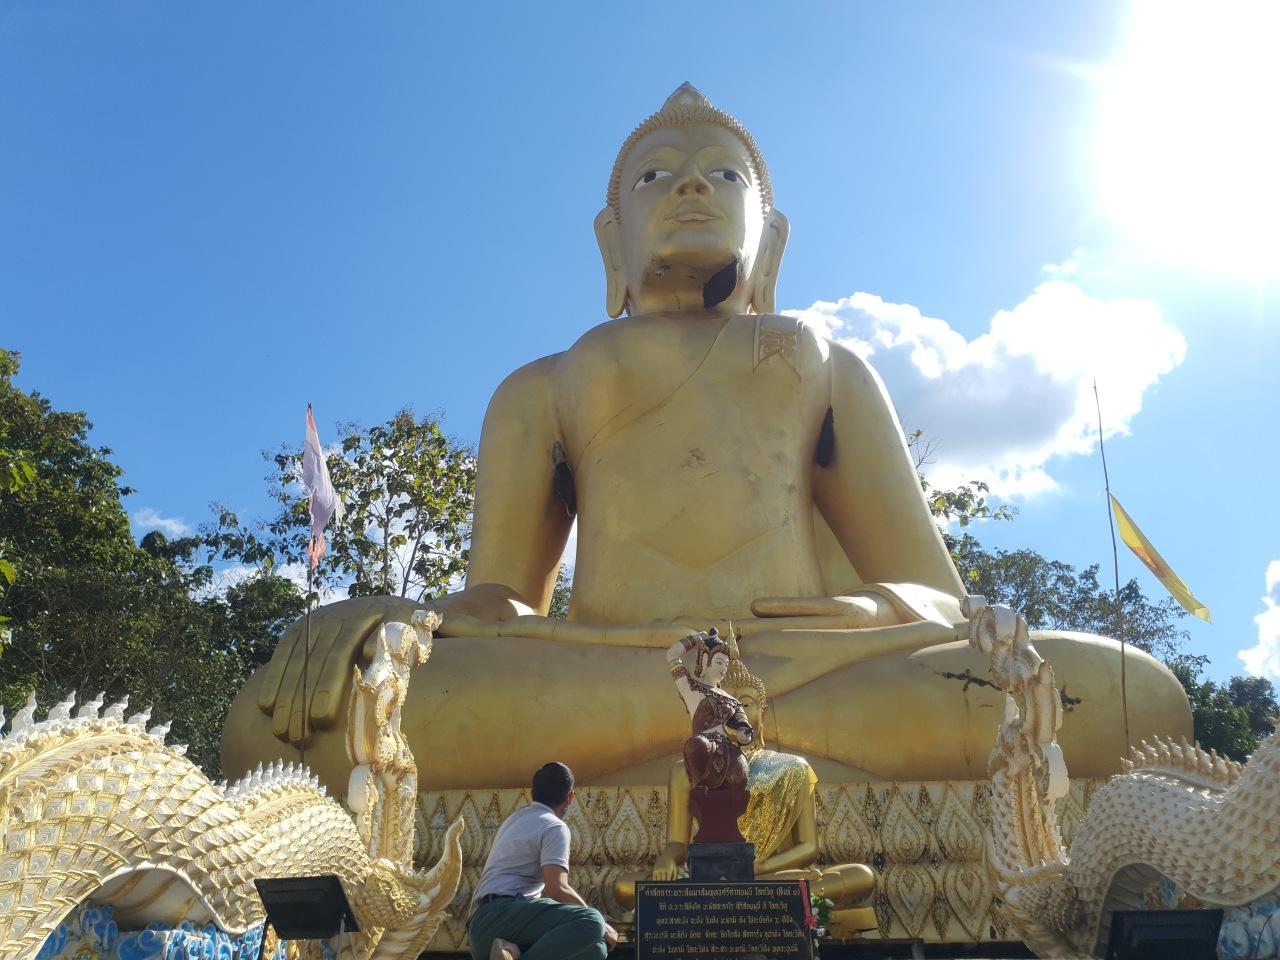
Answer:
[
  {"left": 750, "top": 596, "right": 852, "bottom": 618},
  {"left": 309, "top": 609, "right": 390, "bottom": 728},
  {"left": 257, "top": 620, "right": 300, "bottom": 715},
  {"left": 304, "top": 620, "right": 355, "bottom": 730},
  {"left": 272, "top": 615, "right": 344, "bottom": 741},
  {"left": 738, "top": 615, "right": 868, "bottom": 634},
  {"left": 288, "top": 700, "right": 308, "bottom": 748},
  {"left": 271, "top": 684, "right": 295, "bottom": 742},
  {"left": 267, "top": 625, "right": 311, "bottom": 740},
  {"left": 435, "top": 612, "right": 503, "bottom": 637}
]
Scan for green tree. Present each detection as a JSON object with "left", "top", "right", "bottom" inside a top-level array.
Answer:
[
  {"left": 210, "top": 410, "right": 475, "bottom": 602},
  {"left": 952, "top": 535, "right": 1190, "bottom": 662},
  {"left": 0, "top": 349, "right": 301, "bottom": 775},
  {"left": 0, "top": 444, "right": 35, "bottom": 651},
  {"left": 938, "top": 503, "right": 1276, "bottom": 762},
  {"left": 548, "top": 566, "right": 572, "bottom": 619},
  {"left": 1166, "top": 657, "right": 1273, "bottom": 762},
  {"left": 906, "top": 431, "right": 1280, "bottom": 761}
]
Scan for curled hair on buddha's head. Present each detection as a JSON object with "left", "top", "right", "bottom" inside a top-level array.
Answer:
[
  {"left": 531, "top": 761, "right": 575, "bottom": 808},
  {"left": 724, "top": 658, "right": 767, "bottom": 714},
  {"left": 607, "top": 82, "right": 773, "bottom": 221},
  {"left": 693, "top": 627, "right": 729, "bottom": 678}
]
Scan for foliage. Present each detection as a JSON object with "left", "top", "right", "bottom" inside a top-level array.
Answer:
[
  {"left": 809, "top": 894, "right": 834, "bottom": 940},
  {"left": 0, "top": 442, "right": 36, "bottom": 649},
  {"left": 0, "top": 349, "right": 301, "bottom": 775},
  {"left": 548, "top": 566, "right": 572, "bottom": 619},
  {"left": 905, "top": 427, "right": 1280, "bottom": 761},
  {"left": 209, "top": 410, "right": 475, "bottom": 602},
  {"left": 952, "top": 534, "right": 1191, "bottom": 662},
  {"left": 1228, "top": 675, "right": 1280, "bottom": 738},
  {"left": 909, "top": 429, "right": 1016, "bottom": 568},
  {"left": 1167, "top": 657, "right": 1276, "bottom": 762},
  {"left": 914, "top": 428, "right": 1278, "bottom": 762}
]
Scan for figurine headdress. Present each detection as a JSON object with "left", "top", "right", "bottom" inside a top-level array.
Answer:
[
  {"left": 724, "top": 658, "right": 767, "bottom": 714},
  {"left": 607, "top": 82, "right": 774, "bottom": 218},
  {"left": 690, "top": 627, "right": 731, "bottom": 678}
]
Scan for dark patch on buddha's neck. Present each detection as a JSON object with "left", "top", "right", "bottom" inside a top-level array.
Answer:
[{"left": 702, "top": 258, "right": 740, "bottom": 309}]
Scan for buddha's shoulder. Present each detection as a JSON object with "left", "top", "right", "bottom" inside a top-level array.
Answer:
[
  {"left": 718, "top": 312, "right": 822, "bottom": 344},
  {"left": 749, "top": 313, "right": 831, "bottom": 361},
  {"left": 562, "top": 315, "right": 633, "bottom": 357},
  {"left": 488, "top": 351, "right": 564, "bottom": 402}
]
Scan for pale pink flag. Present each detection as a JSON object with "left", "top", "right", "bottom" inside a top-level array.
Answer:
[{"left": 303, "top": 404, "right": 344, "bottom": 568}]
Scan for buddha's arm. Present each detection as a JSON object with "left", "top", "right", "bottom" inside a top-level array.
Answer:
[
  {"left": 814, "top": 343, "right": 965, "bottom": 598},
  {"left": 464, "top": 355, "right": 574, "bottom": 616}
]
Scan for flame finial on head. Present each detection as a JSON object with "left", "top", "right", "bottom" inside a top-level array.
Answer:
[
  {"left": 608, "top": 82, "right": 773, "bottom": 218},
  {"left": 724, "top": 658, "right": 767, "bottom": 713}
]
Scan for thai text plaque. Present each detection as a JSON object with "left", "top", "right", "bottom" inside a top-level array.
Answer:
[{"left": 635, "top": 881, "right": 814, "bottom": 959}]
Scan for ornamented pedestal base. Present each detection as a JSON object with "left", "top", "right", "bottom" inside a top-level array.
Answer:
[{"left": 413, "top": 778, "right": 1104, "bottom": 954}]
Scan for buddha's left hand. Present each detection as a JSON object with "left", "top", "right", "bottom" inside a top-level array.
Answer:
[{"left": 747, "top": 594, "right": 897, "bottom": 629}]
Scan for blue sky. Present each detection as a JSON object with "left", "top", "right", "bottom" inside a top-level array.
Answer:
[{"left": 3, "top": 2, "right": 1277, "bottom": 682}]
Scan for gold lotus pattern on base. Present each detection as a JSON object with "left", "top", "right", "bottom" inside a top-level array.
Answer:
[{"left": 413, "top": 778, "right": 1101, "bottom": 952}]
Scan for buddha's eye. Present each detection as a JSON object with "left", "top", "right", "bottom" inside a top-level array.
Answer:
[
  {"left": 633, "top": 169, "right": 671, "bottom": 190},
  {"left": 712, "top": 169, "right": 746, "bottom": 185}
]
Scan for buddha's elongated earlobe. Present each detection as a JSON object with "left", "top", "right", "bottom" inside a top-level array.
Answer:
[
  {"left": 747, "top": 208, "right": 790, "bottom": 314},
  {"left": 594, "top": 207, "right": 629, "bottom": 318}
]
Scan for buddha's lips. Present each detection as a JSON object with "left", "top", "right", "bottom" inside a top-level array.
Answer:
[{"left": 666, "top": 205, "right": 718, "bottom": 223}]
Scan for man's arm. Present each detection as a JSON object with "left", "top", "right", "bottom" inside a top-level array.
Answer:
[
  {"left": 814, "top": 342, "right": 965, "bottom": 597},
  {"left": 540, "top": 864, "right": 590, "bottom": 907},
  {"left": 466, "top": 355, "right": 574, "bottom": 615}
]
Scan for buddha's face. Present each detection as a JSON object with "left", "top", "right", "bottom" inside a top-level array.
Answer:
[
  {"left": 618, "top": 123, "right": 766, "bottom": 310},
  {"left": 701, "top": 650, "right": 731, "bottom": 686}
]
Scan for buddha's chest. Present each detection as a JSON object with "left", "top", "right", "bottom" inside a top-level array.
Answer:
[{"left": 556, "top": 315, "right": 826, "bottom": 475}]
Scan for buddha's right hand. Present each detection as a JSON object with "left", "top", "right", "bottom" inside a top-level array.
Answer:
[
  {"left": 257, "top": 595, "right": 425, "bottom": 747},
  {"left": 256, "top": 584, "right": 538, "bottom": 748},
  {"left": 652, "top": 850, "right": 680, "bottom": 881}
]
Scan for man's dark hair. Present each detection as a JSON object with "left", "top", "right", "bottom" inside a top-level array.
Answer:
[{"left": 532, "top": 761, "right": 575, "bottom": 807}]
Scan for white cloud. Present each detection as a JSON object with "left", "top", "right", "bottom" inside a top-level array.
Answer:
[
  {"left": 786, "top": 277, "right": 1186, "bottom": 497},
  {"left": 197, "top": 560, "right": 344, "bottom": 606},
  {"left": 1238, "top": 561, "right": 1280, "bottom": 679},
  {"left": 194, "top": 562, "right": 258, "bottom": 601},
  {"left": 273, "top": 561, "right": 346, "bottom": 606},
  {"left": 1041, "top": 249, "right": 1083, "bottom": 278},
  {"left": 132, "top": 507, "right": 191, "bottom": 537}
]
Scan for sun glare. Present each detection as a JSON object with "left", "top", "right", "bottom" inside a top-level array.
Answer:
[{"left": 1095, "top": 0, "right": 1280, "bottom": 278}]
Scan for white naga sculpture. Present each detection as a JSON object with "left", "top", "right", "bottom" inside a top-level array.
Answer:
[
  {"left": 0, "top": 615, "right": 464, "bottom": 960},
  {"left": 967, "top": 595, "right": 1280, "bottom": 958}
]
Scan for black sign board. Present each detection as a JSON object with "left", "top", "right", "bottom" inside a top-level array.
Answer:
[{"left": 635, "top": 880, "right": 815, "bottom": 960}]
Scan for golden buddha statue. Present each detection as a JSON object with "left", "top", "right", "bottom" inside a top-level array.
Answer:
[
  {"left": 614, "top": 657, "right": 876, "bottom": 930},
  {"left": 221, "top": 84, "right": 1191, "bottom": 795}
]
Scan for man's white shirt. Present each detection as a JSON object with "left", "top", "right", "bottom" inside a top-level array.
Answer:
[{"left": 471, "top": 802, "right": 571, "bottom": 903}]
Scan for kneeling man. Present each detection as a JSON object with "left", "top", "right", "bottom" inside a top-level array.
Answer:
[{"left": 469, "top": 762, "right": 618, "bottom": 960}]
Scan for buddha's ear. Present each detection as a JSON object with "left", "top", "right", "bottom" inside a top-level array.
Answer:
[
  {"left": 594, "top": 207, "right": 628, "bottom": 318},
  {"left": 748, "top": 208, "right": 790, "bottom": 314}
]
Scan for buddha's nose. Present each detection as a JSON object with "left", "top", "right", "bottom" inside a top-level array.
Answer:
[{"left": 674, "top": 168, "right": 712, "bottom": 196}]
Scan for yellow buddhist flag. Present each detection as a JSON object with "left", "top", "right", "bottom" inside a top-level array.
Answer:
[{"left": 1110, "top": 495, "right": 1211, "bottom": 622}]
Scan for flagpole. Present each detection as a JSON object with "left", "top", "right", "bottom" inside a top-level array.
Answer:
[
  {"left": 301, "top": 559, "right": 313, "bottom": 767},
  {"left": 300, "top": 402, "right": 343, "bottom": 770},
  {"left": 1094, "top": 380, "right": 1130, "bottom": 752}
]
